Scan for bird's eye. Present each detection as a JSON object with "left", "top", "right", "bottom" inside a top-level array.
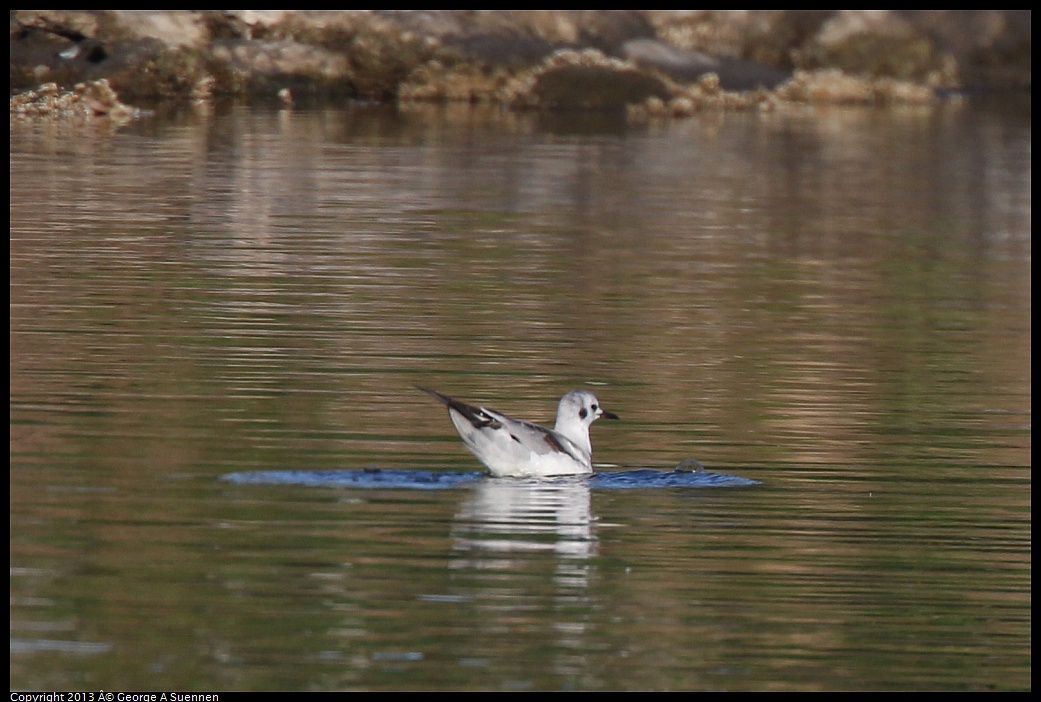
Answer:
[{"left": 591, "top": 404, "right": 598, "bottom": 411}]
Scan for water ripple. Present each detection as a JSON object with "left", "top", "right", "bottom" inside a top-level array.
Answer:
[{"left": 220, "top": 467, "right": 761, "bottom": 489}]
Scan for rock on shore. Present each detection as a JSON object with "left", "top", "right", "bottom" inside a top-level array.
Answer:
[{"left": 10, "top": 11, "right": 1030, "bottom": 112}]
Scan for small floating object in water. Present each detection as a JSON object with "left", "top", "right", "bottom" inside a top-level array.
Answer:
[{"left": 674, "top": 458, "right": 706, "bottom": 473}]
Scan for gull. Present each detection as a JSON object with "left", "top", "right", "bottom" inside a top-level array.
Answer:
[{"left": 418, "top": 387, "right": 618, "bottom": 478}]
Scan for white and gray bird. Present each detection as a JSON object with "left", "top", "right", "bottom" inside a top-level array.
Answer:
[{"left": 418, "top": 387, "right": 618, "bottom": 478}]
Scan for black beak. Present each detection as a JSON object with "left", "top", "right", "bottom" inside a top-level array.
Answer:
[{"left": 601, "top": 409, "right": 619, "bottom": 420}]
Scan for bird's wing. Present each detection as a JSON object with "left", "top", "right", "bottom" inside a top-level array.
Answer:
[
  {"left": 484, "top": 410, "right": 587, "bottom": 463},
  {"left": 418, "top": 386, "right": 585, "bottom": 463},
  {"left": 418, "top": 386, "right": 502, "bottom": 429}
]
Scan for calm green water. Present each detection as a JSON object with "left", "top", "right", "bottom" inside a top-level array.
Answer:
[{"left": 10, "top": 98, "right": 1030, "bottom": 691}]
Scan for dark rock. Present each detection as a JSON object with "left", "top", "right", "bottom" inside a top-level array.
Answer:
[
  {"left": 623, "top": 38, "right": 790, "bottom": 90},
  {"left": 533, "top": 63, "right": 672, "bottom": 110}
]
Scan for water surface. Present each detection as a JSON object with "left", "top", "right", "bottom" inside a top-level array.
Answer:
[{"left": 10, "top": 98, "right": 1030, "bottom": 691}]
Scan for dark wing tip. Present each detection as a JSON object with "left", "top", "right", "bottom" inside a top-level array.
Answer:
[
  {"left": 416, "top": 385, "right": 451, "bottom": 406},
  {"left": 417, "top": 386, "right": 498, "bottom": 429}
]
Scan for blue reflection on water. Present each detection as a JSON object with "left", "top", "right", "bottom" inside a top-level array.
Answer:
[{"left": 221, "top": 467, "right": 760, "bottom": 489}]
